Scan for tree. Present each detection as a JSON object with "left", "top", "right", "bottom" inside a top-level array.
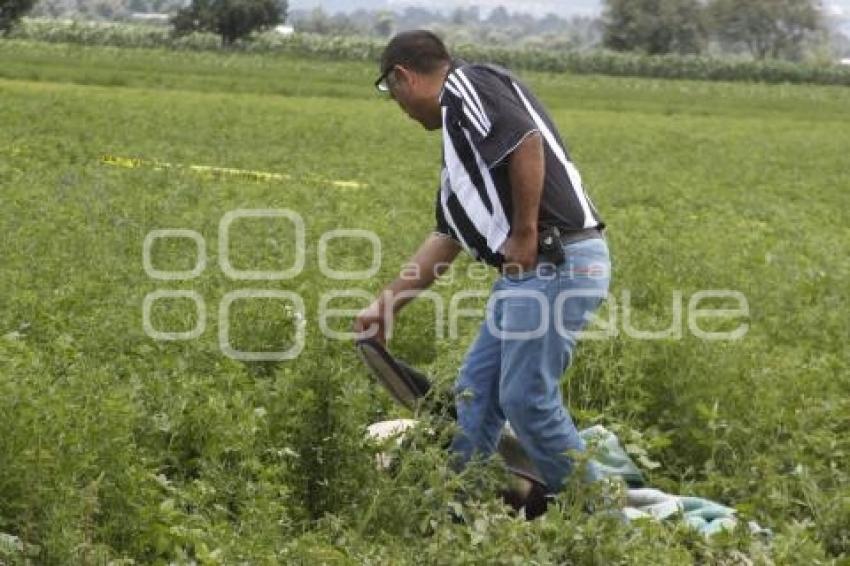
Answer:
[
  {"left": 487, "top": 6, "right": 511, "bottom": 27},
  {"left": 450, "top": 6, "right": 480, "bottom": 26},
  {"left": 128, "top": 0, "right": 147, "bottom": 12},
  {"left": 835, "top": 31, "right": 850, "bottom": 58},
  {"left": 602, "top": 0, "right": 707, "bottom": 55},
  {"left": 372, "top": 10, "right": 393, "bottom": 38},
  {"left": 172, "top": 0, "right": 285, "bottom": 46},
  {"left": 0, "top": 0, "right": 37, "bottom": 35},
  {"left": 707, "top": 0, "right": 822, "bottom": 60},
  {"left": 293, "top": 7, "right": 329, "bottom": 34}
]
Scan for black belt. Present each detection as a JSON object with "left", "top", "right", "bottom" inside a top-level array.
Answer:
[
  {"left": 534, "top": 226, "right": 604, "bottom": 266},
  {"left": 557, "top": 227, "right": 604, "bottom": 245}
]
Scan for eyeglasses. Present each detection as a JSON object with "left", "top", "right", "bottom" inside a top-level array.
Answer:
[{"left": 374, "top": 68, "right": 393, "bottom": 93}]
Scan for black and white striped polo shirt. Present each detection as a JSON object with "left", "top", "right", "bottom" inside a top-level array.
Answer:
[{"left": 434, "top": 60, "right": 605, "bottom": 268}]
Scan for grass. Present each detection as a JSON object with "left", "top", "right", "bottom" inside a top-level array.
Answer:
[{"left": 0, "top": 38, "right": 848, "bottom": 563}]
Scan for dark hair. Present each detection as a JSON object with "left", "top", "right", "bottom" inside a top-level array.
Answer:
[{"left": 379, "top": 30, "right": 451, "bottom": 76}]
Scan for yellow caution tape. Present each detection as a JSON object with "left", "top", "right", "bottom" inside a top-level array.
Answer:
[{"left": 99, "top": 154, "right": 366, "bottom": 188}]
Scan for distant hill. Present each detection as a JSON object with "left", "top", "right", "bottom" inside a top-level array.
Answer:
[
  {"left": 289, "top": 0, "right": 850, "bottom": 43},
  {"left": 289, "top": 0, "right": 850, "bottom": 21},
  {"left": 289, "top": 0, "right": 604, "bottom": 18}
]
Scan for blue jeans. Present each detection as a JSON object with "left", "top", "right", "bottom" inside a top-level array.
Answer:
[{"left": 449, "top": 236, "right": 612, "bottom": 493}]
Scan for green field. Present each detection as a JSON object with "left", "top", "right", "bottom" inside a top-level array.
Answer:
[{"left": 1, "top": 39, "right": 848, "bottom": 563}]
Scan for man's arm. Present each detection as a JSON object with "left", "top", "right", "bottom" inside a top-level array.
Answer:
[
  {"left": 501, "top": 131, "right": 545, "bottom": 274},
  {"left": 354, "top": 232, "right": 462, "bottom": 344}
]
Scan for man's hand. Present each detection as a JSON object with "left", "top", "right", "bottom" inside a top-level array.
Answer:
[
  {"left": 353, "top": 300, "right": 389, "bottom": 346},
  {"left": 352, "top": 233, "right": 461, "bottom": 346},
  {"left": 501, "top": 229, "right": 538, "bottom": 276}
]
